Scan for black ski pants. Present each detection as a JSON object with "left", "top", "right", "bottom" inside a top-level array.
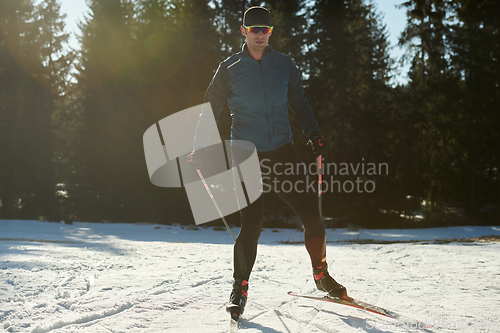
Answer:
[{"left": 233, "top": 142, "right": 327, "bottom": 281}]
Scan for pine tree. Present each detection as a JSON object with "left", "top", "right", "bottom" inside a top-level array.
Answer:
[
  {"left": 0, "top": 0, "right": 32, "bottom": 218},
  {"left": 399, "top": 0, "right": 473, "bottom": 217},
  {"left": 0, "top": 0, "right": 70, "bottom": 219},
  {"left": 75, "top": 0, "right": 139, "bottom": 221},
  {"left": 133, "top": 0, "right": 221, "bottom": 114},
  {"left": 304, "top": 0, "right": 394, "bottom": 225},
  {"left": 33, "top": 0, "right": 73, "bottom": 220},
  {"left": 262, "top": 0, "right": 308, "bottom": 64},
  {"left": 74, "top": 0, "right": 221, "bottom": 222},
  {"left": 447, "top": 0, "right": 500, "bottom": 213},
  {"left": 214, "top": 0, "right": 250, "bottom": 56}
]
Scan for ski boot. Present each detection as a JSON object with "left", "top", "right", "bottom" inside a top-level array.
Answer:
[
  {"left": 226, "top": 279, "right": 248, "bottom": 317},
  {"left": 313, "top": 264, "right": 348, "bottom": 298}
]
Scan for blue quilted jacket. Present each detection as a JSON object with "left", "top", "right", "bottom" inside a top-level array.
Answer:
[{"left": 196, "top": 44, "right": 319, "bottom": 152}]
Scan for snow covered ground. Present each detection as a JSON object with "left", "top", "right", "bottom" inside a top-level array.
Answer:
[{"left": 1, "top": 219, "right": 499, "bottom": 333}]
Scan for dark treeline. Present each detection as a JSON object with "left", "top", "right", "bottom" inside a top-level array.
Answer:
[{"left": 0, "top": 0, "right": 498, "bottom": 228}]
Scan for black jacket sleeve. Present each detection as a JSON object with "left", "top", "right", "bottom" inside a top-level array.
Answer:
[
  {"left": 287, "top": 58, "right": 320, "bottom": 137},
  {"left": 193, "top": 62, "right": 231, "bottom": 148}
]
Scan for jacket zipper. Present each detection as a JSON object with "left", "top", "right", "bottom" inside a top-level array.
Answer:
[{"left": 259, "top": 64, "right": 272, "bottom": 151}]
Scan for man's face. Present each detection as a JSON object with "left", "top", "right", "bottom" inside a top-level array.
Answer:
[{"left": 240, "top": 25, "right": 272, "bottom": 52}]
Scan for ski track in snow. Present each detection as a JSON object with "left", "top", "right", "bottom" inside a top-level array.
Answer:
[{"left": 0, "top": 220, "right": 499, "bottom": 332}]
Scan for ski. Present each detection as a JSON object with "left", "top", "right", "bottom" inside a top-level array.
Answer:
[
  {"left": 288, "top": 291, "right": 432, "bottom": 329},
  {"left": 229, "top": 312, "right": 239, "bottom": 333}
]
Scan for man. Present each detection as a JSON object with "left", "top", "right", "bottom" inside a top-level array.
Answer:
[{"left": 189, "top": 6, "right": 347, "bottom": 317}]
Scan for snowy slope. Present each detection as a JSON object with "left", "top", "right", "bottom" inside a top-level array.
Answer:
[{"left": 1, "top": 220, "right": 499, "bottom": 332}]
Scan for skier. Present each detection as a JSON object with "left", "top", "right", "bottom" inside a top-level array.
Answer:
[{"left": 188, "top": 6, "right": 347, "bottom": 317}]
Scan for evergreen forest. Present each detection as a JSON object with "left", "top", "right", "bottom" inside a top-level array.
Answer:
[{"left": 1, "top": 0, "right": 499, "bottom": 228}]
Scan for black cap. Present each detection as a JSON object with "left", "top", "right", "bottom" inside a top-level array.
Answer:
[{"left": 243, "top": 6, "right": 272, "bottom": 27}]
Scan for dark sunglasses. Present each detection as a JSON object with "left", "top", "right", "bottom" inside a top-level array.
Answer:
[{"left": 244, "top": 26, "right": 273, "bottom": 34}]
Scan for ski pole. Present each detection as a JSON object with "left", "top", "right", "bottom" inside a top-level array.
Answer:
[
  {"left": 196, "top": 168, "right": 236, "bottom": 243},
  {"left": 318, "top": 155, "right": 322, "bottom": 219}
]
